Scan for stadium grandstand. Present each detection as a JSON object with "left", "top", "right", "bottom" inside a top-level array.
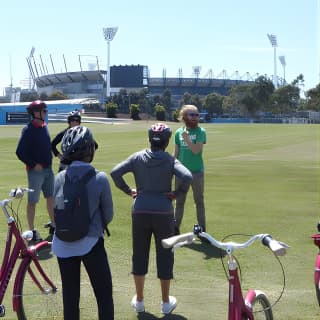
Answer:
[{"left": 24, "top": 53, "right": 271, "bottom": 106}]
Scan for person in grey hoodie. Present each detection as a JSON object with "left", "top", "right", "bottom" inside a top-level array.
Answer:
[
  {"left": 110, "top": 123, "right": 192, "bottom": 315},
  {"left": 52, "top": 126, "right": 114, "bottom": 320}
]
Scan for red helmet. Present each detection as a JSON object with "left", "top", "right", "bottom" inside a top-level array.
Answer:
[{"left": 26, "top": 100, "right": 47, "bottom": 115}]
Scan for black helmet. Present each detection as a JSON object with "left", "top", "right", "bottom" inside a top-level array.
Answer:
[
  {"left": 26, "top": 100, "right": 47, "bottom": 115},
  {"left": 61, "top": 126, "right": 95, "bottom": 164},
  {"left": 67, "top": 110, "right": 81, "bottom": 124},
  {"left": 148, "top": 123, "right": 172, "bottom": 149}
]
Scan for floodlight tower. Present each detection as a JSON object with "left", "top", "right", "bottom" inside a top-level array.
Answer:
[
  {"left": 267, "top": 34, "right": 278, "bottom": 88},
  {"left": 103, "top": 26, "right": 118, "bottom": 98},
  {"left": 279, "top": 55, "right": 286, "bottom": 85}
]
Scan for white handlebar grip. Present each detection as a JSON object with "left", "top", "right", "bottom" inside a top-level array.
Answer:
[
  {"left": 15, "top": 188, "right": 24, "bottom": 199},
  {"left": 268, "top": 239, "right": 288, "bottom": 256},
  {"left": 162, "top": 232, "right": 195, "bottom": 248}
]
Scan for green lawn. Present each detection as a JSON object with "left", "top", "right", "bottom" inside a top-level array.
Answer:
[{"left": 0, "top": 121, "right": 319, "bottom": 319}]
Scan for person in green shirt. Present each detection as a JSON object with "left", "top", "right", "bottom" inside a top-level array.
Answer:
[{"left": 174, "top": 104, "right": 207, "bottom": 237}]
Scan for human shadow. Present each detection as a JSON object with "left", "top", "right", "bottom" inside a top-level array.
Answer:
[
  {"left": 36, "top": 244, "right": 54, "bottom": 260},
  {"left": 184, "top": 240, "right": 226, "bottom": 260},
  {"left": 137, "top": 311, "right": 188, "bottom": 320}
]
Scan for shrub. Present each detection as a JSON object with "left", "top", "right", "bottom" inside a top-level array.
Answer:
[
  {"left": 130, "top": 104, "right": 141, "bottom": 120},
  {"left": 154, "top": 104, "right": 166, "bottom": 121},
  {"left": 106, "top": 102, "right": 118, "bottom": 118}
]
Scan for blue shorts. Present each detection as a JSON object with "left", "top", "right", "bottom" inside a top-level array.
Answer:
[{"left": 27, "top": 167, "right": 54, "bottom": 203}]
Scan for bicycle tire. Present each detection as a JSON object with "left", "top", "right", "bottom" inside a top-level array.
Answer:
[
  {"left": 315, "top": 279, "right": 320, "bottom": 306},
  {"left": 14, "top": 251, "right": 64, "bottom": 320},
  {"left": 245, "top": 290, "right": 273, "bottom": 320},
  {"left": 13, "top": 247, "right": 100, "bottom": 319}
]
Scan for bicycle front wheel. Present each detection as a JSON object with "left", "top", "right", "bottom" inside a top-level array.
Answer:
[
  {"left": 245, "top": 290, "right": 273, "bottom": 320},
  {"left": 14, "top": 250, "right": 63, "bottom": 320}
]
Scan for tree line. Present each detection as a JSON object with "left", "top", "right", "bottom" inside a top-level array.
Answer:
[{"left": 20, "top": 74, "right": 320, "bottom": 121}]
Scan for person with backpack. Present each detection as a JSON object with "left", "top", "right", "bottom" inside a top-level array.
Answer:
[
  {"left": 52, "top": 125, "right": 114, "bottom": 320},
  {"left": 110, "top": 123, "right": 192, "bottom": 315}
]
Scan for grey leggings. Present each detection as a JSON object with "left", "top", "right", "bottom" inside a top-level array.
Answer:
[{"left": 175, "top": 171, "right": 206, "bottom": 230}]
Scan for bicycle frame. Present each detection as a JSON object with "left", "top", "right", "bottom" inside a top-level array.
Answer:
[
  {"left": 227, "top": 254, "right": 254, "bottom": 319},
  {"left": 0, "top": 197, "right": 57, "bottom": 316},
  {"left": 162, "top": 226, "right": 287, "bottom": 320}
]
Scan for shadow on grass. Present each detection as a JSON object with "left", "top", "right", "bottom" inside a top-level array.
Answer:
[
  {"left": 184, "top": 241, "right": 226, "bottom": 260},
  {"left": 37, "top": 245, "right": 55, "bottom": 260},
  {"left": 137, "top": 312, "right": 188, "bottom": 319}
]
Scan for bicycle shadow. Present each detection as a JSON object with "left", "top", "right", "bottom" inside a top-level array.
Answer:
[
  {"left": 184, "top": 241, "right": 226, "bottom": 260},
  {"left": 137, "top": 311, "right": 188, "bottom": 320}
]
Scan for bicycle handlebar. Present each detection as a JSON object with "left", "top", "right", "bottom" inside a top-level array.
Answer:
[
  {"left": 9, "top": 187, "right": 34, "bottom": 199},
  {"left": 162, "top": 225, "right": 289, "bottom": 256},
  {"left": 0, "top": 188, "right": 34, "bottom": 209}
]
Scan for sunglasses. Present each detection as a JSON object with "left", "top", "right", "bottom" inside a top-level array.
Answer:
[{"left": 187, "top": 113, "right": 199, "bottom": 117}]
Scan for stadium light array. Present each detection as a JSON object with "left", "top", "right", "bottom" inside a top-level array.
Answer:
[
  {"left": 267, "top": 33, "right": 278, "bottom": 88},
  {"left": 103, "top": 27, "right": 118, "bottom": 98}
]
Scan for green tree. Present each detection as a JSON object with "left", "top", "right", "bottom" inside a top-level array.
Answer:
[
  {"left": 291, "top": 74, "right": 305, "bottom": 87},
  {"left": 204, "top": 93, "right": 224, "bottom": 116},
  {"left": 252, "top": 76, "right": 274, "bottom": 110},
  {"left": 160, "top": 89, "right": 172, "bottom": 112},
  {"left": 270, "top": 84, "right": 300, "bottom": 114},
  {"left": 178, "top": 92, "right": 193, "bottom": 108},
  {"left": 223, "top": 84, "right": 259, "bottom": 116},
  {"left": 304, "top": 84, "right": 320, "bottom": 111},
  {"left": 190, "top": 94, "right": 203, "bottom": 110}
]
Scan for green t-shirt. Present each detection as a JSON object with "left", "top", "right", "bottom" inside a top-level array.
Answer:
[{"left": 174, "top": 126, "right": 206, "bottom": 173}]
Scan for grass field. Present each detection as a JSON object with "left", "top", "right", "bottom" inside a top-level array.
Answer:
[{"left": 0, "top": 121, "right": 319, "bottom": 319}]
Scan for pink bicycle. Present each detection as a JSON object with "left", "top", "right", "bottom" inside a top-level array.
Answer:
[
  {"left": 162, "top": 225, "right": 289, "bottom": 320},
  {"left": 0, "top": 187, "right": 62, "bottom": 319},
  {"left": 311, "top": 222, "right": 320, "bottom": 305}
]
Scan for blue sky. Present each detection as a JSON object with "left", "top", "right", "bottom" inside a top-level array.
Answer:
[{"left": 0, "top": 0, "right": 319, "bottom": 96}]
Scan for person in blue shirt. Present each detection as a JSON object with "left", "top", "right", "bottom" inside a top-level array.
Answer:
[{"left": 16, "top": 100, "right": 55, "bottom": 242}]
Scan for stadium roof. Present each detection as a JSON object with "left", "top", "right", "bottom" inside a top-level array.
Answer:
[{"left": 35, "top": 70, "right": 106, "bottom": 88}]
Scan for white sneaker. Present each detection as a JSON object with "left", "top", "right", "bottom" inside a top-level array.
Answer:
[
  {"left": 131, "top": 295, "right": 145, "bottom": 313},
  {"left": 161, "top": 296, "right": 177, "bottom": 314}
]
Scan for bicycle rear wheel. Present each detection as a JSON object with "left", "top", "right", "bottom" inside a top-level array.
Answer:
[
  {"left": 315, "top": 280, "right": 320, "bottom": 306},
  {"left": 245, "top": 290, "right": 273, "bottom": 320},
  {"left": 14, "top": 250, "right": 63, "bottom": 320}
]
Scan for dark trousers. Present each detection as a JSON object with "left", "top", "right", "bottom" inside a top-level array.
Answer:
[
  {"left": 132, "top": 213, "right": 174, "bottom": 279},
  {"left": 57, "top": 237, "right": 114, "bottom": 320}
]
